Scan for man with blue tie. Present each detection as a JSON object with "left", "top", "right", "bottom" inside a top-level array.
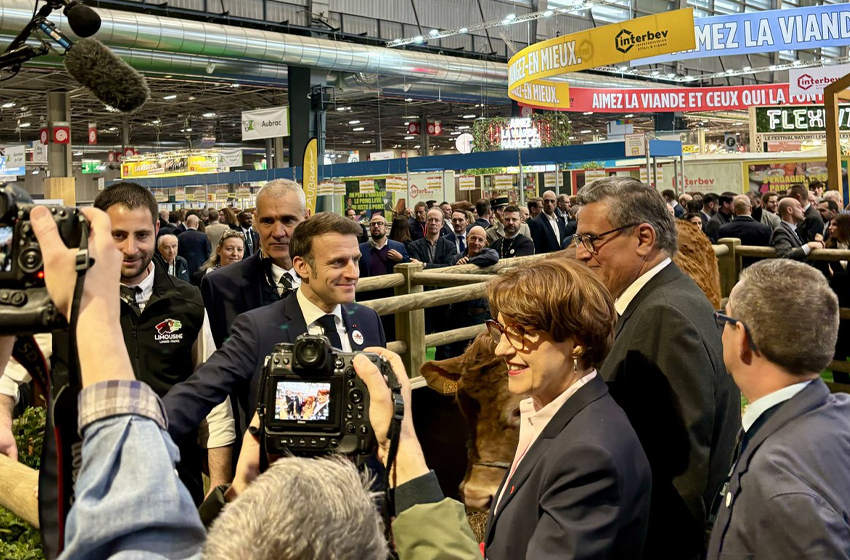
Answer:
[
  {"left": 444, "top": 209, "right": 469, "bottom": 255},
  {"left": 164, "top": 212, "right": 386, "bottom": 445}
]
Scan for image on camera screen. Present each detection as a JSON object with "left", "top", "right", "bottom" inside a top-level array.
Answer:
[
  {"left": 0, "top": 226, "right": 12, "bottom": 273},
  {"left": 275, "top": 381, "right": 331, "bottom": 421}
]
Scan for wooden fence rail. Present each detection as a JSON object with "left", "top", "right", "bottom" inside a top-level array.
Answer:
[{"left": 352, "top": 238, "right": 850, "bottom": 385}]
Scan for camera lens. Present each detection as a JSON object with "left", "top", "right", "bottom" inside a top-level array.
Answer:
[{"left": 295, "top": 339, "right": 322, "bottom": 368}]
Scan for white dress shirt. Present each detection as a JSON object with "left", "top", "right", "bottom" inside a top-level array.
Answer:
[
  {"left": 544, "top": 212, "right": 561, "bottom": 244},
  {"left": 296, "top": 288, "right": 352, "bottom": 352},
  {"left": 271, "top": 263, "right": 302, "bottom": 294},
  {"left": 742, "top": 380, "right": 812, "bottom": 432},
  {"left": 494, "top": 370, "right": 598, "bottom": 510},
  {"left": 614, "top": 258, "right": 672, "bottom": 316}
]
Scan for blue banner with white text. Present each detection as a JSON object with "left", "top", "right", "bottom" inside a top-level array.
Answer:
[{"left": 631, "top": 4, "right": 850, "bottom": 66}]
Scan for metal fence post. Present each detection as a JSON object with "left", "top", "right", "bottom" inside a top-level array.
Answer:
[
  {"left": 718, "top": 238, "right": 741, "bottom": 299},
  {"left": 394, "top": 262, "right": 426, "bottom": 377}
]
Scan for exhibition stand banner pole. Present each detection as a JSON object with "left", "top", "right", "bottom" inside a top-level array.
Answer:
[{"left": 507, "top": 8, "right": 696, "bottom": 110}]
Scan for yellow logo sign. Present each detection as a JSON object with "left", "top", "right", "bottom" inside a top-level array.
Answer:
[
  {"left": 507, "top": 9, "right": 695, "bottom": 110},
  {"left": 303, "top": 138, "right": 318, "bottom": 215}
]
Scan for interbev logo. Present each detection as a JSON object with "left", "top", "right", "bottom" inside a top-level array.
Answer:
[
  {"left": 796, "top": 74, "right": 836, "bottom": 91},
  {"left": 615, "top": 28, "right": 670, "bottom": 54}
]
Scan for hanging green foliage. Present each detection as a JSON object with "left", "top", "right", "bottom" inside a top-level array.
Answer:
[{"left": 471, "top": 113, "right": 571, "bottom": 153}]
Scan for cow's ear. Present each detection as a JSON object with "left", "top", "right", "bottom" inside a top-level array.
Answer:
[{"left": 420, "top": 359, "right": 462, "bottom": 395}]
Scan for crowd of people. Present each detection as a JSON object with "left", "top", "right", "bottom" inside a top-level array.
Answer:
[{"left": 0, "top": 176, "right": 849, "bottom": 560}]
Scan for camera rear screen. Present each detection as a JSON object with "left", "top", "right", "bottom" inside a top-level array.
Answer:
[
  {"left": 0, "top": 226, "right": 12, "bottom": 273},
  {"left": 275, "top": 381, "right": 331, "bottom": 422}
]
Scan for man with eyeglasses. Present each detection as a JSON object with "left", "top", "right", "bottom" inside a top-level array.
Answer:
[
  {"left": 358, "top": 213, "right": 409, "bottom": 340},
  {"left": 574, "top": 177, "right": 740, "bottom": 560},
  {"left": 707, "top": 259, "right": 850, "bottom": 559}
]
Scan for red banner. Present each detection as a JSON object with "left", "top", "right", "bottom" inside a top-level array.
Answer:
[{"left": 562, "top": 84, "right": 824, "bottom": 113}]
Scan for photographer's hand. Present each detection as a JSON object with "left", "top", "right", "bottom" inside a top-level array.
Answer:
[
  {"left": 224, "top": 413, "right": 262, "bottom": 502},
  {"left": 0, "top": 336, "right": 18, "bottom": 461},
  {"left": 353, "top": 348, "right": 428, "bottom": 487},
  {"left": 30, "top": 206, "right": 133, "bottom": 387}
]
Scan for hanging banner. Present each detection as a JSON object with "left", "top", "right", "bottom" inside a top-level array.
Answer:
[
  {"left": 625, "top": 133, "right": 646, "bottom": 156},
  {"left": 88, "top": 123, "right": 97, "bottom": 145},
  {"left": 31, "top": 140, "right": 47, "bottom": 163},
  {"left": 241, "top": 106, "right": 290, "bottom": 140},
  {"left": 426, "top": 175, "right": 443, "bottom": 191},
  {"left": 174, "top": 188, "right": 186, "bottom": 201},
  {"left": 334, "top": 179, "right": 346, "bottom": 195},
  {"left": 508, "top": 8, "right": 695, "bottom": 109},
  {"left": 121, "top": 153, "right": 220, "bottom": 179},
  {"left": 544, "top": 172, "right": 557, "bottom": 188},
  {"left": 216, "top": 148, "right": 244, "bottom": 171},
  {"left": 303, "top": 138, "right": 318, "bottom": 215},
  {"left": 0, "top": 145, "right": 26, "bottom": 176},
  {"left": 152, "top": 190, "right": 168, "bottom": 202},
  {"left": 585, "top": 169, "right": 607, "bottom": 182},
  {"left": 565, "top": 84, "right": 824, "bottom": 113},
  {"left": 385, "top": 176, "right": 406, "bottom": 192},
  {"left": 318, "top": 180, "right": 335, "bottom": 195},
  {"left": 494, "top": 174, "right": 515, "bottom": 190},
  {"left": 746, "top": 160, "right": 828, "bottom": 193},
  {"left": 235, "top": 185, "right": 252, "bottom": 199},
  {"left": 631, "top": 4, "right": 850, "bottom": 66},
  {"left": 789, "top": 64, "right": 850, "bottom": 100},
  {"left": 458, "top": 176, "right": 477, "bottom": 191},
  {"left": 360, "top": 178, "right": 375, "bottom": 193},
  {"left": 755, "top": 104, "right": 850, "bottom": 134}
]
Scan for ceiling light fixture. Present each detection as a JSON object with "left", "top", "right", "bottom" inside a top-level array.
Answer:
[
  {"left": 1, "top": 102, "right": 15, "bottom": 109},
  {"left": 353, "top": 127, "right": 365, "bottom": 131},
  {"left": 163, "top": 95, "right": 177, "bottom": 100},
  {"left": 462, "top": 114, "right": 477, "bottom": 119},
  {"left": 404, "top": 135, "right": 415, "bottom": 140},
  {"left": 348, "top": 120, "right": 360, "bottom": 125}
]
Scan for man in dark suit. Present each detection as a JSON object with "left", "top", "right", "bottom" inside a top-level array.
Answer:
[
  {"left": 770, "top": 197, "right": 825, "bottom": 261},
  {"left": 178, "top": 214, "right": 211, "bottom": 276},
  {"left": 157, "top": 233, "right": 191, "bottom": 282},
  {"left": 408, "top": 207, "right": 458, "bottom": 268},
  {"left": 789, "top": 184, "right": 825, "bottom": 243},
  {"left": 575, "top": 177, "right": 740, "bottom": 560},
  {"left": 231, "top": 210, "right": 260, "bottom": 257},
  {"left": 443, "top": 209, "right": 469, "bottom": 255},
  {"left": 705, "top": 192, "right": 735, "bottom": 243},
  {"left": 708, "top": 260, "right": 850, "bottom": 559},
  {"left": 718, "top": 195, "right": 772, "bottom": 268},
  {"left": 407, "top": 201, "right": 427, "bottom": 241},
  {"left": 164, "top": 212, "right": 386, "bottom": 442},
  {"left": 472, "top": 198, "right": 491, "bottom": 230},
  {"left": 662, "top": 189, "right": 685, "bottom": 218},
  {"left": 201, "top": 180, "right": 308, "bottom": 350},
  {"left": 528, "top": 190, "right": 570, "bottom": 254}
]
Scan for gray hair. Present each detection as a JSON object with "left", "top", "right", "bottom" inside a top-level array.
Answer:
[
  {"left": 257, "top": 179, "right": 307, "bottom": 215},
  {"left": 731, "top": 260, "right": 838, "bottom": 375},
  {"left": 204, "top": 456, "right": 387, "bottom": 560},
  {"left": 157, "top": 234, "right": 178, "bottom": 248},
  {"left": 577, "top": 177, "right": 677, "bottom": 256}
]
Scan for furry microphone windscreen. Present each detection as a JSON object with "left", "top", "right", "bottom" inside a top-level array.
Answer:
[{"left": 63, "top": 38, "right": 150, "bottom": 113}]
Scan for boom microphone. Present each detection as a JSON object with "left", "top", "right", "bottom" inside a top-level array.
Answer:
[
  {"left": 63, "top": 38, "right": 150, "bottom": 113},
  {"left": 60, "top": 1, "right": 101, "bottom": 38}
]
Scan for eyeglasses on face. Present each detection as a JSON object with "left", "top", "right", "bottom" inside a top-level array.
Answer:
[
  {"left": 713, "top": 311, "right": 758, "bottom": 352},
  {"left": 485, "top": 319, "right": 536, "bottom": 350},
  {"left": 570, "top": 223, "right": 640, "bottom": 255}
]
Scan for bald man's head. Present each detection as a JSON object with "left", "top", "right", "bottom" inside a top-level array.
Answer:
[
  {"left": 186, "top": 214, "right": 200, "bottom": 229},
  {"left": 467, "top": 225, "right": 487, "bottom": 257}
]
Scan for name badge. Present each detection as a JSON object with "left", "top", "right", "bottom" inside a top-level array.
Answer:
[{"left": 352, "top": 330, "right": 364, "bottom": 345}]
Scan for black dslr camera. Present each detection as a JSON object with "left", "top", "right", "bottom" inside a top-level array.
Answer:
[
  {"left": 259, "top": 334, "right": 394, "bottom": 456},
  {"left": 0, "top": 186, "right": 84, "bottom": 334}
]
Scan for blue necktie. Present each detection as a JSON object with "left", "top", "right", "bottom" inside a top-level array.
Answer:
[{"left": 458, "top": 236, "right": 466, "bottom": 254}]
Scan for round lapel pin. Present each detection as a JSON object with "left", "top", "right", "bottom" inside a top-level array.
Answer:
[{"left": 352, "top": 330, "right": 364, "bottom": 345}]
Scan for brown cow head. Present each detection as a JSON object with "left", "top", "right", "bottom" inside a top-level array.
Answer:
[{"left": 420, "top": 333, "right": 521, "bottom": 510}]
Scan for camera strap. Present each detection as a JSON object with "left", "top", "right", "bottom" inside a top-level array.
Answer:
[
  {"left": 36, "top": 215, "right": 92, "bottom": 559},
  {"left": 381, "top": 366, "right": 405, "bottom": 558}
]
